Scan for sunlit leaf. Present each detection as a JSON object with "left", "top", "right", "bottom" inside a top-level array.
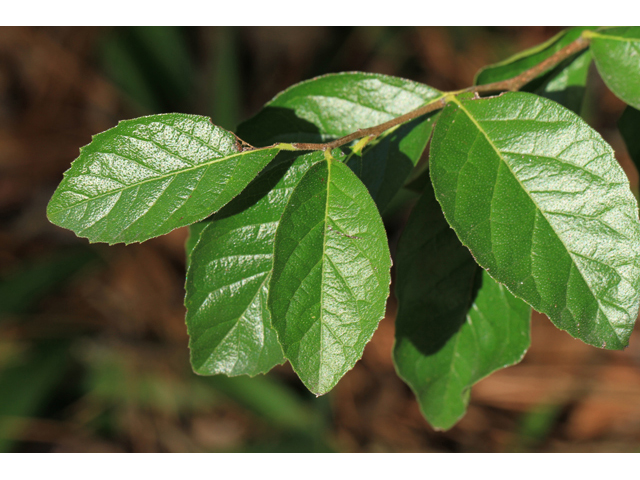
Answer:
[
  {"left": 430, "top": 92, "right": 640, "bottom": 349},
  {"left": 47, "top": 114, "right": 279, "bottom": 244},
  {"left": 185, "top": 151, "right": 330, "bottom": 377},
  {"left": 589, "top": 27, "right": 640, "bottom": 110},
  {"left": 237, "top": 72, "right": 441, "bottom": 211},
  {"left": 269, "top": 155, "right": 391, "bottom": 395}
]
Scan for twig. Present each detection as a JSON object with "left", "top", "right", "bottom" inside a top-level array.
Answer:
[
  {"left": 290, "top": 96, "right": 447, "bottom": 151},
  {"left": 465, "top": 35, "right": 591, "bottom": 94},
  {"left": 276, "top": 35, "right": 591, "bottom": 152}
]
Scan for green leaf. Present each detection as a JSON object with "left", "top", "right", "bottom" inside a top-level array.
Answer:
[
  {"left": 589, "top": 27, "right": 640, "bottom": 110},
  {"left": 619, "top": 106, "right": 640, "bottom": 172},
  {"left": 237, "top": 72, "right": 442, "bottom": 145},
  {"left": 47, "top": 114, "right": 279, "bottom": 245},
  {"left": 346, "top": 113, "right": 438, "bottom": 212},
  {"left": 185, "top": 151, "right": 329, "bottom": 377},
  {"left": 430, "top": 92, "right": 640, "bottom": 350},
  {"left": 268, "top": 156, "right": 392, "bottom": 395},
  {"left": 475, "top": 27, "right": 592, "bottom": 84},
  {"left": 476, "top": 27, "right": 594, "bottom": 113},
  {"left": 394, "top": 183, "right": 531, "bottom": 430},
  {"left": 185, "top": 221, "right": 208, "bottom": 270},
  {"left": 541, "top": 49, "right": 592, "bottom": 114},
  {"left": 237, "top": 72, "right": 442, "bottom": 211}
]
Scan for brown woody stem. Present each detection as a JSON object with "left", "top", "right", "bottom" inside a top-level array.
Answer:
[
  {"left": 463, "top": 35, "right": 591, "bottom": 94},
  {"left": 290, "top": 96, "right": 448, "bottom": 151},
  {"left": 273, "top": 35, "right": 591, "bottom": 153}
]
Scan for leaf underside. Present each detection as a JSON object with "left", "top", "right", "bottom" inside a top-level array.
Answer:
[
  {"left": 268, "top": 158, "right": 391, "bottom": 395},
  {"left": 47, "top": 114, "right": 279, "bottom": 244},
  {"left": 394, "top": 182, "right": 531, "bottom": 430},
  {"left": 430, "top": 92, "right": 640, "bottom": 350}
]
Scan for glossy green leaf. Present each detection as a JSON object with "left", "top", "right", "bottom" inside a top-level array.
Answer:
[
  {"left": 185, "top": 221, "right": 208, "bottom": 269},
  {"left": 589, "top": 27, "right": 640, "bottom": 110},
  {"left": 237, "top": 72, "right": 442, "bottom": 144},
  {"left": 430, "top": 92, "right": 640, "bottom": 350},
  {"left": 394, "top": 183, "right": 531, "bottom": 430},
  {"left": 269, "top": 156, "right": 392, "bottom": 395},
  {"left": 539, "top": 49, "right": 592, "bottom": 114},
  {"left": 185, "top": 151, "right": 330, "bottom": 377},
  {"left": 476, "top": 27, "right": 594, "bottom": 114},
  {"left": 237, "top": 72, "right": 442, "bottom": 211},
  {"left": 47, "top": 114, "right": 279, "bottom": 245}
]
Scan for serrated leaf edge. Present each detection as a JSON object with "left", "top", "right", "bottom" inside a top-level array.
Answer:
[{"left": 445, "top": 95, "right": 628, "bottom": 347}]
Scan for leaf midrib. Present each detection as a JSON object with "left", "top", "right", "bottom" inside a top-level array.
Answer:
[
  {"left": 452, "top": 97, "right": 624, "bottom": 345},
  {"left": 49, "top": 146, "right": 279, "bottom": 215},
  {"left": 317, "top": 157, "right": 332, "bottom": 393}
]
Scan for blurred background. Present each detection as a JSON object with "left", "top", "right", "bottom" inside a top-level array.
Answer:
[{"left": 1, "top": 26, "right": 640, "bottom": 453}]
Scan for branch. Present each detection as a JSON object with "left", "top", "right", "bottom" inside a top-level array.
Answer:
[
  {"left": 276, "top": 35, "right": 591, "bottom": 152},
  {"left": 290, "top": 96, "right": 448, "bottom": 151},
  {"left": 466, "top": 35, "right": 591, "bottom": 94}
]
